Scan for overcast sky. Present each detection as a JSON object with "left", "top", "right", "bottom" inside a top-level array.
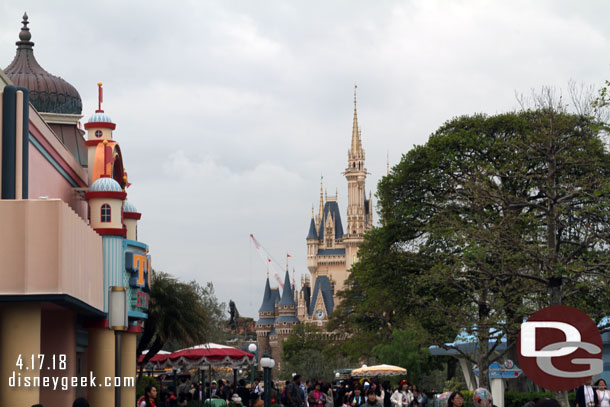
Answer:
[{"left": 2, "top": 1, "right": 610, "bottom": 318}]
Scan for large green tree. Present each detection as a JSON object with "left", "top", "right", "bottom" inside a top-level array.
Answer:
[
  {"left": 137, "top": 271, "right": 226, "bottom": 371},
  {"left": 334, "top": 107, "right": 610, "bottom": 390}
]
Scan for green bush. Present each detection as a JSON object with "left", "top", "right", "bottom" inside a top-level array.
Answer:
[
  {"left": 136, "top": 375, "right": 160, "bottom": 399},
  {"left": 454, "top": 390, "right": 576, "bottom": 407}
]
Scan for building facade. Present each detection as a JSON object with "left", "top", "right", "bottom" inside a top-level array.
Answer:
[
  {"left": 256, "top": 88, "right": 373, "bottom": 369},
  {"left": 0, "top": 14, "right": 150, "bottom": 407}
]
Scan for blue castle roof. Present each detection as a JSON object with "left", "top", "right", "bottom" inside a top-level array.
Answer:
[
  {"left": 318, "top": 201, "right": 344, "bottom": 240},
  {"left": 309, "top": 275, "right": 334, "bottom": 317},
  {"left": 307, "top": 217, "right": 318, "bottom": 239},
  {"left": 257, "top": 277, "right": 274, "bottom": 313},
  {"left": 278, "top": 270, "right": 296, "bottom": 307}
]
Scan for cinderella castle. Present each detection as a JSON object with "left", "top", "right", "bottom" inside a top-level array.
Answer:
[{"left": 256, "top": 88, "right": 374, "bottom": 369}]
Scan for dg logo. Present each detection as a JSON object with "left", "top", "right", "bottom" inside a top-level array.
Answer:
[{"left": 518, "top": 305, "right": 603, "bottom": 391}]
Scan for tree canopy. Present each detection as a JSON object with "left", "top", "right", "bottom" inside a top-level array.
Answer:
[
  {"left": 332, "top": 106, "right": 610, "bottom": 389},
  {"left": 137, "top": 270, "right": 226, "bottom": 368}
]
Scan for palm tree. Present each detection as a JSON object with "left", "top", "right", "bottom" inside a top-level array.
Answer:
[{"left": 137, "top": 270, "right": 225, "bottom": 375}]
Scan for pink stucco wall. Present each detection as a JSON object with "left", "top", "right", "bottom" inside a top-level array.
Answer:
[
  {"left": 0, "top": 199, "right": 103, "bottom": 310},
  {"left": 28, "top": 142, "right": 88, "bottom": 220}
]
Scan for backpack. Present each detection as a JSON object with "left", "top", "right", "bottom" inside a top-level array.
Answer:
[{"left": 281, "top": 388, "right": 289, "bottom": 406}]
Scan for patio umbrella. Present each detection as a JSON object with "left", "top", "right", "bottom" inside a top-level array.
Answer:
[{"left": 351, "top": 364, "right": 407, "bottom": 377}]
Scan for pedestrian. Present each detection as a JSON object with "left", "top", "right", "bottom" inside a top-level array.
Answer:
[
  {"left": 576, "top": 377, "right": 598, "bottom": 407},
  {"left": 287, "top": 374, "right": 306, "bottom": 407},
  {"left": 364, "top": 389, "right": 384, "bottom": 407},
  {"left": 447, "top": 392, "right": 464, "bottom": 407},
  {"left": 348, "top": 384, "right": 365, "bottom": 407},
  {"left": 138, "top": 385, "right": 159, "bottom": 407},
  {"left": 597, "top": 380, "right": 610, "bottom": 407},
  {"left": 324, "top": 383, "right": 335, "bottom": 407},
  {"left": 390, "top": 381, "right": 408, "bottom": 407},
  {"left": 309, "top": 381, "right": 327, "bottom": 407}
]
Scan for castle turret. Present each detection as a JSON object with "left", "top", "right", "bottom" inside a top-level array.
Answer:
[
  {"left": 255, "top": 276, "right": 275, "bottom": 363},
  {"left": 273, "top": 269, "right": 299, "bottom": 371},
  {"left": 123, "top": 200, "right": 141, "bottom": 241},
  {"left": 307, "top": 214, "right": 319, "bottom": 274},
  {"left": 85, "top": 176, "right": 126, "bottom": 237}
]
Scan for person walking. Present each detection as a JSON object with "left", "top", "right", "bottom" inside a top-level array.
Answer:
[
  {"left": 287, "top": 375, "right": 306, "bottom": 407},
  {"left": 597, "top": 380, "right": 610, "bottom": 407},
  {"left": 309, "top": 381, "right": 327, "bottom": 407},
  {"left": 576, "top": 378, "right": 599, "bottom": 407},
  {"left": 364, "top": 390, "right": 384, "bottom": 407},
  {"left": 138, "top": 385, "right": 158, "bottom": 407}
]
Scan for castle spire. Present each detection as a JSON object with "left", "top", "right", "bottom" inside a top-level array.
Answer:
[
  {"left": 351, "top": 85, "right": 361, "bottom": 154},
  {"left": 317, "top": 175, "right": 324, "bottom": 227}
]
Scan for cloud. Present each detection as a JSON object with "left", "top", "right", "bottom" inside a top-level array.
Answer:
[{"left": 2, "top": 0, "right": 610, "bottom": 316}]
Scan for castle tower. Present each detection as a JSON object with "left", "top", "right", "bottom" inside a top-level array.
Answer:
[
  {"left": 345, "top": 85, "right": 366, "bottom": 238},
  {"left": 273, "top": 269, "right": 299, "bottom": 371},
  {"left": 306, "top": 212, "right": 319, "bottom": 275},
  {"left": 255, "top": 276, "right": 274, "bottom": 364},
  {"left": 344, "top": 86, "right": 372, "bottom": 272}
]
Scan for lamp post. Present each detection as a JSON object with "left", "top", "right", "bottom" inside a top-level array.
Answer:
[
  {"left": 109, "top": 286, "right": 128, "bottom": 407},
  {"left": 260, "top": 355, "right": 275, "bottom": 407},
  {"left": 248, "top": 343, "right": 258, "bottom": 386}
]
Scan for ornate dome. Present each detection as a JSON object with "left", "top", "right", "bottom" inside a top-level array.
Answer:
[
  {"left": 4, "top": 13, "right": 82, "bottom": 115},
  {"left": 87, "top": 112, "right": 113, "bottom": 124},
  {"left": 90, "top": 177, "right": 122, "bottom": 193},
  {"left": 123, "top": 201, "right": 138, "bottom": 213}
]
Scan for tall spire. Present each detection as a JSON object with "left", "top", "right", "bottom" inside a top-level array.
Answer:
[
  {"left": 351, "top": 85, "right": 360, "bottom": 154},
  {"left": 317, "top": 174, "right": 324, "bottom": 227}
]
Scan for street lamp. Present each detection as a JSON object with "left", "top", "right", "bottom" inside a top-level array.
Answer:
[
  {"left": 260, "top": 355, "right": 275, "bottom": 407},
  {"left": 248, "top": 343, "right": 258, "bottom": 386},
  {"left": 109, "top": 286, "right": 128, "bottom": 407}
]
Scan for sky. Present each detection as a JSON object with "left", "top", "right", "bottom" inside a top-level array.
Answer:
[{"left": 1, "top": 0, "right": 610, "bottom": 318}]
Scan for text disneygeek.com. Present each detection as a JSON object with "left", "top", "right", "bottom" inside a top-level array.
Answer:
[{"left": 8, "top": 372, "right": 135, "bottom": 391}]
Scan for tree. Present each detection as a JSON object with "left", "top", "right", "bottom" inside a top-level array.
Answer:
[
  {"left": 281, "top": 323, "right": 351, "bottom": 382},
  {"left": 335, "top": 107, "right": 610, "bottom": 391},
  {"left": 137, "top": 270, "right": 226, "bottom": 372}
]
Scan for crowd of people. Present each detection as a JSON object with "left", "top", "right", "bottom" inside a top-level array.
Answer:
[{"left": 137, "top": 374, "right": 431, "bottom": 407}]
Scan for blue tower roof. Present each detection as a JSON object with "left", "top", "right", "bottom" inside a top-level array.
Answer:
[
  {"left": 309, "top": 275, "right": 334, "bottom": 316},
  {"left": 279, "top": 270, "right": 296, "bottom": 307},
  {"left": 90, "top": 177, "right": 122, "bottom": 192},
  {"left": 307, "top": 217, "right": 318, "bottom": 239},
  {"left": 257, "top": 277, "right": 274, "bottom": 313},
  {"left": 317, "top": 201, "right": 344, "bottom": 240},
  {"left": 276, "top": 315, "right": 300, "bottom": 323}
]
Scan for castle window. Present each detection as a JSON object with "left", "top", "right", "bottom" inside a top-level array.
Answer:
[
  {"left": 101, "top": 204, "right": 111, "bottom": 223},
  {"left": 95, "top": 130, "right": 103, "bottom": 138}
]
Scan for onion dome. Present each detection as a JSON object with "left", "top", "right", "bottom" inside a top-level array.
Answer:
[
  {"left": 85, "top": 111, "right": 116, "bottom": 130},
  {"left": 123, "top": 200, "right": 141, "bottom": 220},
  {"left": 123, "top": 201, "right": 138, "bottom": 213},
  {"left": 90, "top": 177, "right": 122, "bottom": 192},
  {"left": 4, "top": 13, "right": 82, "bottom": 115}
]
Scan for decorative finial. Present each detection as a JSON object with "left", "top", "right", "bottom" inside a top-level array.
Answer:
[
  {"left": 17, "top": 12, "right": 34, "bottom": 47},
  {"left": 312, "top": 204, "right": 314, "bottom": 218},
  {"left": 97, "top": 82, "right": 104, "bottom": 113},
  {"left": 336, "top": 187, "right": 338, "bottom": 199},
  {"left": 354, "top": 84, "right": 357, "bottom": 108}
]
